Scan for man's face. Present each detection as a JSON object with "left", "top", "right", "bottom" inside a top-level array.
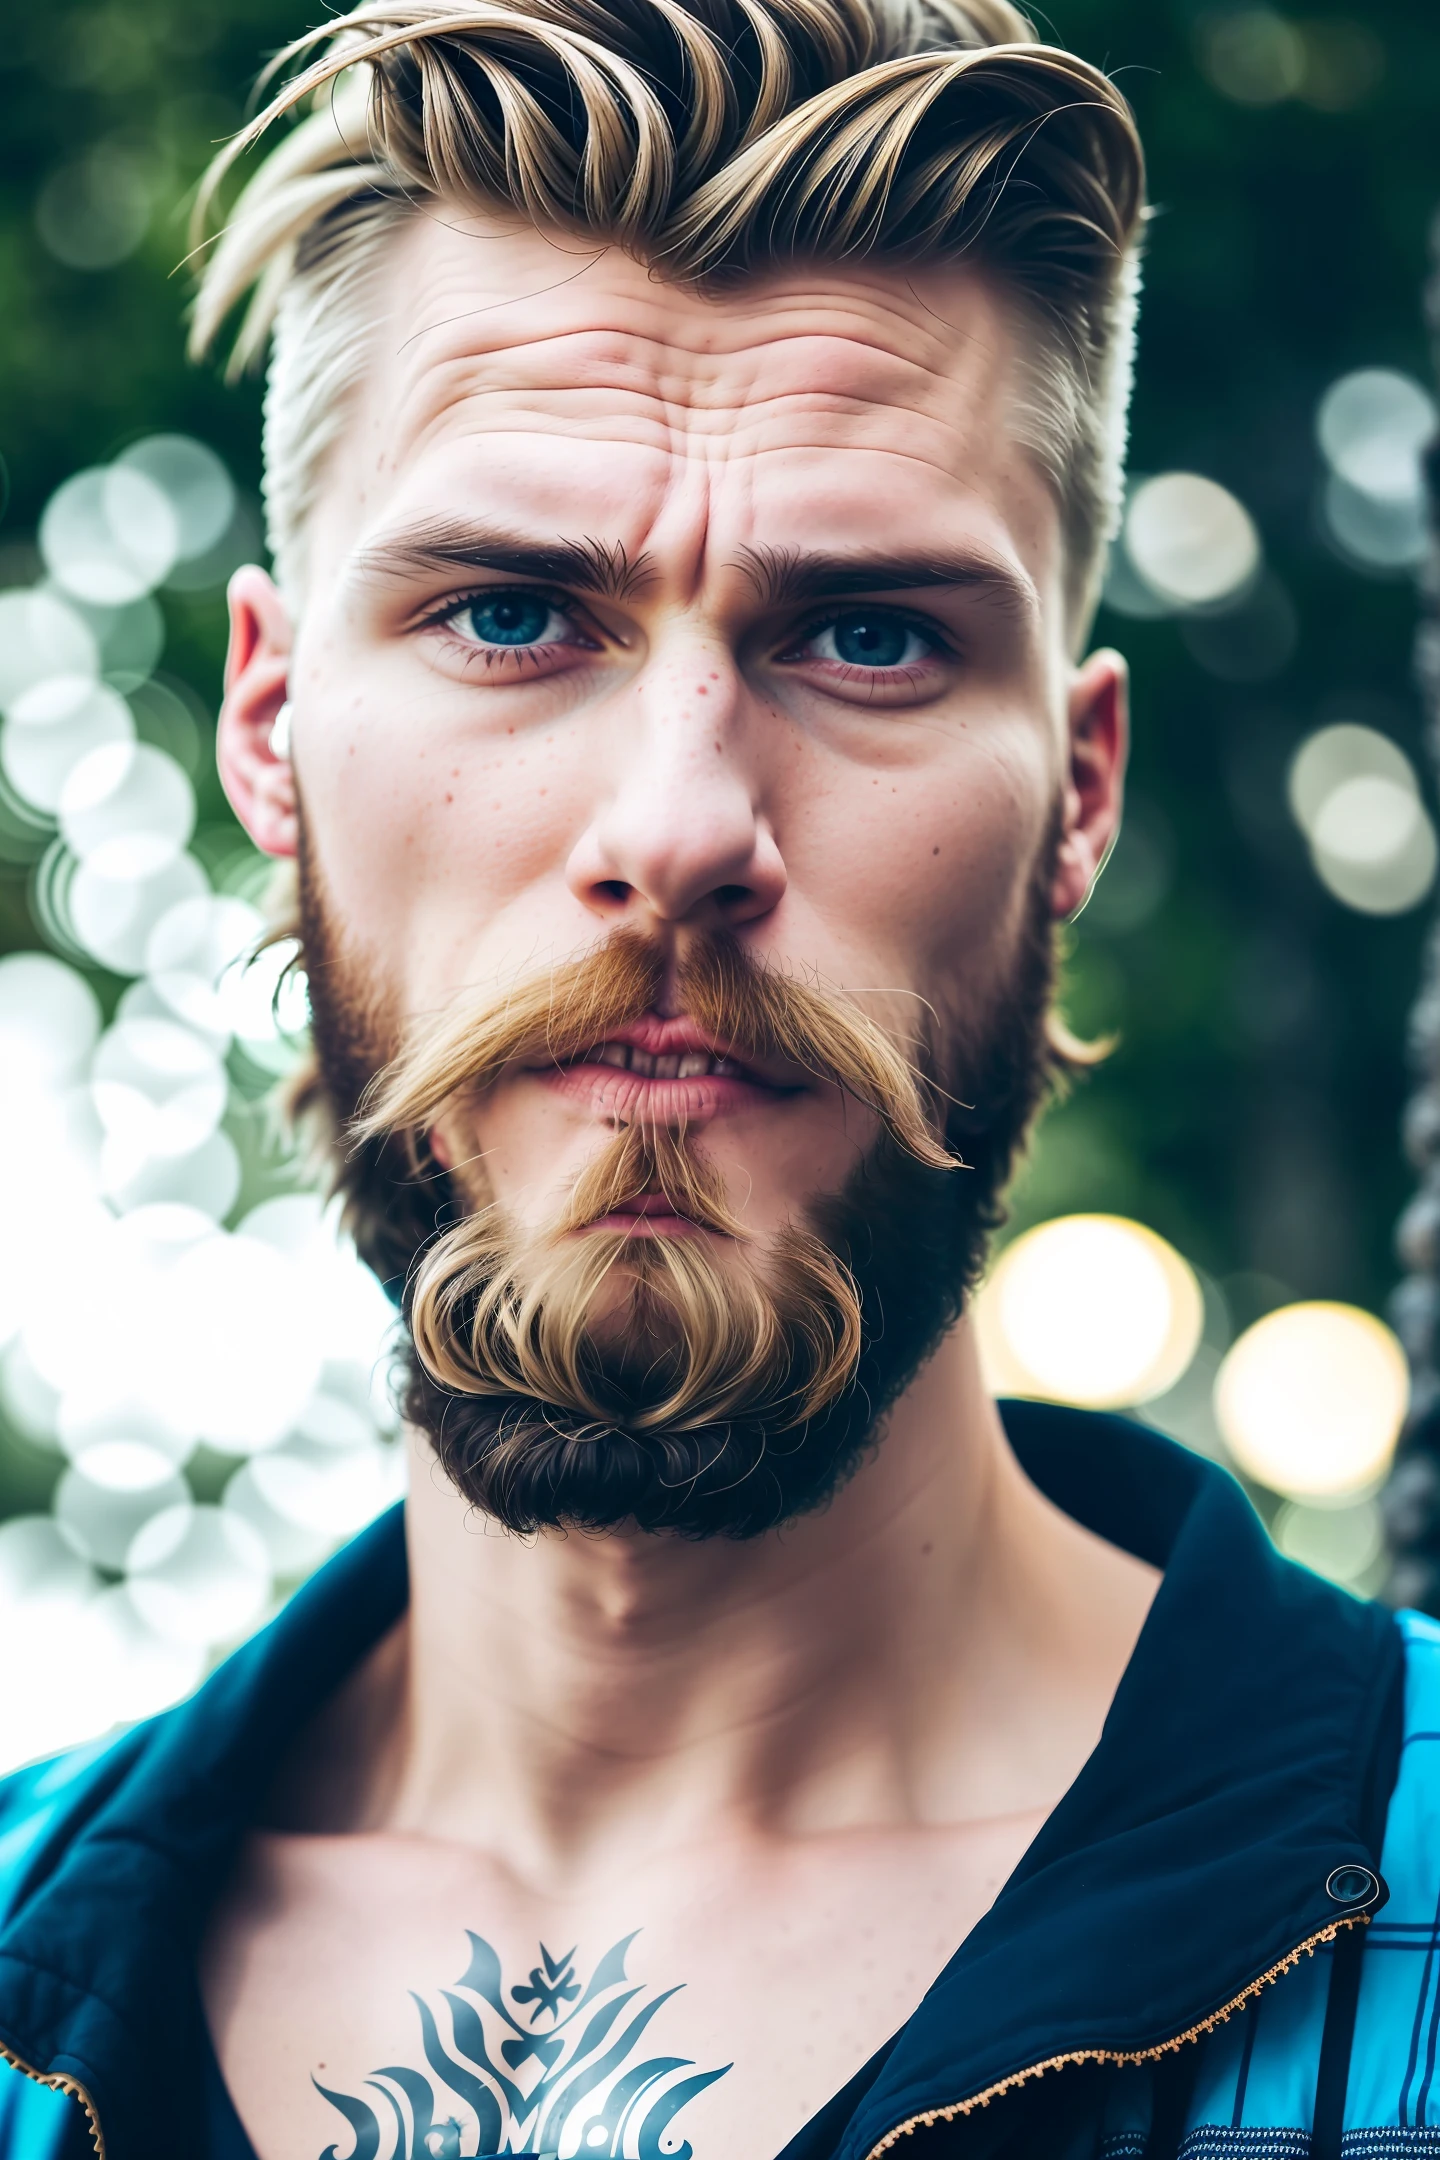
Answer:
[{"left": 220, "top": 216, "right": 1126, "bottom": 1525}]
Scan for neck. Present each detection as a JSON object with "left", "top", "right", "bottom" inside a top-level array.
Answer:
[{"left": 309, "top": 1321, "right": 1156, "bottom": 1887}]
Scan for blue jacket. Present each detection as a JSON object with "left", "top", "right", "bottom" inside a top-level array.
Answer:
[{"left": 0, "top": 1403, "right": 1435, "bottom": 2160}]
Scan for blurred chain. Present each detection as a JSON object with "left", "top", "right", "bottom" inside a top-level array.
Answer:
[{"left": 1384, "top": 210, "right": 1440, "bottom": 1611}]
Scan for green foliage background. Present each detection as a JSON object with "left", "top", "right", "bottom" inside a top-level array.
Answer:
[{"left": 0, "top": 0, "right": 1437, "bottom": 1496}]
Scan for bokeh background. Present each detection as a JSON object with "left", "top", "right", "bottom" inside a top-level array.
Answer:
[{"left": 1, "top": 0, "right": 1437, "bottom": 1770}]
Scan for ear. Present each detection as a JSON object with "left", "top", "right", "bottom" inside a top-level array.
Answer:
[
  {"left": 217, "top": 565, "right": 297, "bottom": 859},
  {"left": 1049, "top": 647, "right": 1129, "bottom": 921}
]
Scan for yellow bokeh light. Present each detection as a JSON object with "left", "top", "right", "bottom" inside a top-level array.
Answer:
[
  {"left": 975, "top": 1214, "right": 1204, "bottom": 1410},
  {"left": 1213, "top": 1302, "right": 1408, "bottom": 1499}
]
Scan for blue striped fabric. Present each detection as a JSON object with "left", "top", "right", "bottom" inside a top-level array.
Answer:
[{"left": 1166, "top": 1614, "right": 1440, "bottom": 2154}]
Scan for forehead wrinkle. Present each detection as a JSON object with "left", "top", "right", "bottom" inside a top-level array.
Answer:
[
  {"left": 342, "top": 237, "right": 1056, "bottom": 615},
  {"left": 363, "top": 256, "right": 1019, "bottom": 478},
  {"left": 341, "top": 424, "right": 1048, "bottom": 633},
  {"left": 380, "top": 219, "right": 1010, "bottom": 378},
  {"left": 383, "top": 322, "right": 1001, "bottom": 448}
]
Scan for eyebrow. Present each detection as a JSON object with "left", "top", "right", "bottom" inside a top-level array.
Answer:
[
  {"left": 736, "top": 544, "right": 1038, "bottom": 620},
  {"left": 350, "top": 517, "right": 1037, "bottom": 621},
  {"left": 351, "top": 517, "right": 656, "bottom": 600}
]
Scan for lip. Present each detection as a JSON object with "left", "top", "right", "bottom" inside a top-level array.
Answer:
[
  {"left": 584, "top": 1195, "right": 710, "bottom": 1240},
  {"left": 584, "top": 1206, "right": 710, "bottom": 1238},
  {"left": 527, "top": 1010, "right": 810, "bottom": 1124},
  {"left": 539, "top": 1065, "right": 787, "bottom": 1125},
  {"left": 525, "top": 1015, "right": 806, "bottom": 1088}
]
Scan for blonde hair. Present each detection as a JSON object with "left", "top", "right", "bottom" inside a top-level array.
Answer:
[
  {"left": 349, "top": 922, "right": 954, "bottom": 1418},
  {"left": 191, "top": 0, "right": 1144, "bottom": 630}
]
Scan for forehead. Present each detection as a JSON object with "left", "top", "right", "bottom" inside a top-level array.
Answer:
[{"left": 320, "top": 214, "right": 1059, "bottom": 604}]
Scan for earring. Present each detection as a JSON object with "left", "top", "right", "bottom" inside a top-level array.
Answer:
[{"left": 269, "top": 700, "right": 293, "bottom": 759}]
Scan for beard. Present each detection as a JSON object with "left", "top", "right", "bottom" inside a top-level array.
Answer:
[{"left": 296, "top": 829, "right": 1065, "bottom": 1540}]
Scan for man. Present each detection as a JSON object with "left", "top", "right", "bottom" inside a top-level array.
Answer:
[{"left": 1, "top": 2, "right": 1436, "bottom": 2156}]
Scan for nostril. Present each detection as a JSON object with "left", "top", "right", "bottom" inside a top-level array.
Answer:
[
  {"left": 593, "top": 879, "right": 631, "bottom": 907},
  {"left": 715, "top": 883, "right": 753, "bottom": 911}
]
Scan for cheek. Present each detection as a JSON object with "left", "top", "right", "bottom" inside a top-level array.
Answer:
[
  {"left": 787, "top": 723, "right": 1052, "bottom": 984},
  {"left": 292, "top": 644, "right": 592, "bottom": 979}
]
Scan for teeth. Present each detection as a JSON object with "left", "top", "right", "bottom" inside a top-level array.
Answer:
[{"left": 586, "top": 1043, "right": 748, "bottom": 1081}]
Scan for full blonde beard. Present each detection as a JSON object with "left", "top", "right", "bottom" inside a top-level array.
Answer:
[
  {"left": 295, "top": 827, "right": 1068, "bottom": 1535},
  {"left": 350, "top": 924, "right": 953, "bottom": 1447},
  {"left": 411, "top": 1119, "right": 865, "bottom": 1439}
]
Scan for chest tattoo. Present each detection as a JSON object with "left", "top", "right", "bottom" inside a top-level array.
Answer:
[{"left": 313, "top": 1929, "right": 732, "bottom": 2160}]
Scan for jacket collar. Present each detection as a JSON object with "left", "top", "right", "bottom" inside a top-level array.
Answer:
[{"left": 0, "top": 1406, "right": 1402, "bottom": 2160}]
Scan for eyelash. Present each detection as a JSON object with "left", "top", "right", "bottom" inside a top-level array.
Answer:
[
  {"left": 418, "top": 587, "right": 598, "bottom": 667},
  {"left": 416, "top": 589, "right": 958, "bottom": 682},
  {"left": 778, "top": 609, "right": 958, "bottom": 674}
]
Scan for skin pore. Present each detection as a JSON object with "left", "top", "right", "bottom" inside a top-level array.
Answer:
[{"left": 204, "top": 211, "right": 1156, "bottom": 2160}]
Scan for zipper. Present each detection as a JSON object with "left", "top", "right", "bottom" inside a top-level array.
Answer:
[
  {"left": 863, "top": 1912, "right": 1370, "bottom": 2158},
  {"left": 0, "top": 2036, "right": 104, "bottom": 2157}
]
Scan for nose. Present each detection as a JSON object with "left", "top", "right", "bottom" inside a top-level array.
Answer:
[{"left": 565, "top": 665, "right": 787, "bottom": 931}]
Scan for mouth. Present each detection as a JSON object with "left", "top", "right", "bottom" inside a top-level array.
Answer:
[
  {"left": 574, "top": 1041, "right": 749, "bottom": 1081},
  {"left": 585, "top": 1191, "right": 712, "bottom": 1239},
  {"left": 530, "top": 1015, "right": 805, "bottom": 1119}
]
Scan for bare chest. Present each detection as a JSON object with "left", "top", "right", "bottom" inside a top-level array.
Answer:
[{"left": 201, "top": 1816, "right": 1042, "bottom": 2160}]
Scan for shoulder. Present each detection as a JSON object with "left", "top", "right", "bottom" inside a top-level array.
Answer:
[
  {"left": 0, "top": 1744, "right": 127, "bottom": 2160},
  {"left": 0, "top": 1737, "right": 128, "bottom": 1927}
]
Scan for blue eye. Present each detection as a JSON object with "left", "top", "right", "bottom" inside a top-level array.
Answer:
[
  {"left": 804, "top": 612, "right": 936, "bottom": 670},
  {"left": 459, "top": 591, "right": 562, "bottom": 647}
]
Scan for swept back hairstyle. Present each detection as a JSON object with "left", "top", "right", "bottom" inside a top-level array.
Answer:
[{"left": 191, "top": 0, "right": 1145, "bottom": 632}]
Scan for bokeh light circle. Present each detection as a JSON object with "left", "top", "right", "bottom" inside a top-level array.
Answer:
[
  {"left": 0, "top": 951, "right": 100, "bottom": 1096},
  {"left": 975, "top": 1214, "right": 1204, "bottom": 1409},
  {"left": 40, "top": 466, "right": 180, "bottom": 605},
  {"left": 161, "top": 1234, "right": 324, "bottom": 1453},
  {"left": 126, "top": 1503, "right": 272, "bottom": 1648},
  {"left": 55, "top": 1459, "right": 190, "bottom": 1571},
  {"left": 102, "top": 1124, "right": 242, "bottom": 1221},
  {"left": 0, "top": 1514, "right": 98, "bottom": 1613},
  {"left": 1214, "top": 1302, "right": 1408, "bottom": 1499},
  {"left": 1286, "top": 724, "right": 1437, "bottom": 915},
  {"left": 1125, "top": 474, "right": 1261, "bottom": 609},
  {"left": 1273, "top": 1497, "right": 1384, "bottom": 1586},
  {"left": 2, "top": 675, "right": 134, "bottom": 814},
  {"left": 0, "top": 590, "right": 98, "bottom": 708},
  {"left": 223, "top": 1461, "right": 338, "bottom": 1576},
  {"left": 247, "top": 1434, "right": 406, "bottom": 1541},
  {"left": 91, "top": 1585, "right": 207, "bottom": 1724},
  {"left": 116, "top": 436, "right": 236, "bottom": 563},
  {"left": 56, "top": 1397, "right": 195, "bottom": 1479},
  {"left": 1317, "top": 369, "right": 1437, "bottom": 501},
  {"left": 59, "top": 740, "right": 195, "bottom": 878},
  {"left": 91, "top": 1016, "right": 228, "bottom": 1159},
  {"left": 67, "top": 848, "right": 209, "bottom": 975},
  {"left": 1288, "top": 723, "right": 1416, "bottom": 835},
  {"left": 145, "top": 892, "right": 266, "bottom": 1039}
]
